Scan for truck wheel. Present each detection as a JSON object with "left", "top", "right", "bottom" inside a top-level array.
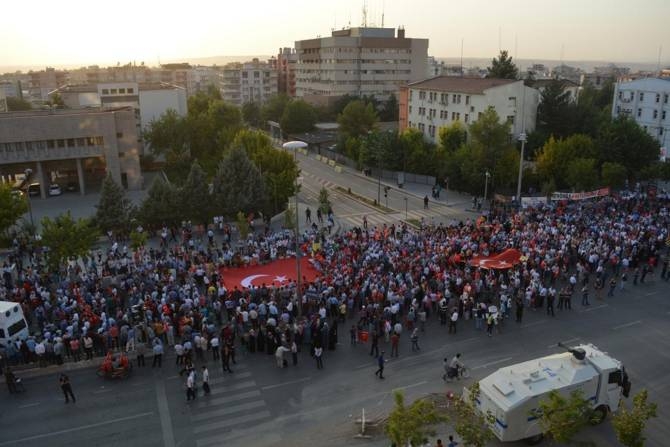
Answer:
[
  {"left": 590, "top": 405, "right": 608, "bottom": 425},
  {"left": 524, "top": 433, "right": 544, "bottom": 445}
]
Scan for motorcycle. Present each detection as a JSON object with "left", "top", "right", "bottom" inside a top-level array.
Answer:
[{"left": 96, "top": 352, "right": 132, "bottom": 380}]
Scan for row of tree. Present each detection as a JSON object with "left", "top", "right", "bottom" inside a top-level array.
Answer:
[{"left": 386, "top": 385, "right": 657, "bottom": 447}]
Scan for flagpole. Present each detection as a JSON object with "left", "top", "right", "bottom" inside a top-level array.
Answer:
[{"left": 283, "top": 141, "right": 308, "bottom": 318}]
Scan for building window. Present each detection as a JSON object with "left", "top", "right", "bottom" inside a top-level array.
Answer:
[
  {"left": 506, "top": 115, "right": 515, "bottom": 125},
  {"left": 663, "top": 111, "right": 667, "bottom": 120},
  {"left": 67, "top": 138, "right": 75, "bottom": 148},
  {"left": 665, "top": 94, "right": 669, "bottom": 104},
  {"left": 639, "top": 92, "right": 644, "bottom": 101},
  {"left": 87, "top": 137, "right": 96, "bottom": 146},
  {"left": 637, "top": 108, "right": 642, "bottom": 117},
  {"left": 653, "top": 110, "right": 658, "bottom": 119},
  {"left": 464, "top": 113, "right": 469, "bottom": 123},
  {"left": 660, "top": 128, "right": 664, "bottom": 136},
  {"left": 465, "top": 95, "right": 470, "bottom": 105},
  {"left": 76, "top": 138, "right": 86, "bottom": 146},
  {"left": 102, "top": 89, "right": 109, "bottom": 95},
  {"left": 47, "top": 140, "right": 55, "bottom": 149},
  {"left": 116, "top": 132, "right": 123, "bottom": 138},
  {"left": 451, "top": 112, "right": 456, "bottom": 120},
  {"left": 419, "top": 91, "right": 426, "bottom": 100},
  {"left": 111, "top": 89, "right": 118, "bottom": 94},
  {"left": 409, "top": 106, "right": 412, "bottom": 114},
  {"left": 656, "top": 93, "right": 660, "bottom": 103},
  {"left": 508, "top": 97, "right": 517, "bottom": 107},
  {"left": 127, "top": 88, "right": 134, "bottom": 94},
  {"left": 57, "top": 139, "right": 65, "bottom": 148},
  {"left": 118, "top": 88, "right": 126, "bottom": 94},
  {"left": 618, "top": 91, "right": 622, "bottom": 100}
]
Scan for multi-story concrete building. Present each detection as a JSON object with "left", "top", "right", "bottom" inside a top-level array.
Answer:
[
  {"left": 27, "top": 67, "right": 69, "bottom": 100},
  {"left": 0, "top": 80, "right": 21, "bottom": 99},
  {"left": 278, "top": 48, "right": 297, "bottom": 97},
  {"left": 0, "top": 89, "right": 6, "bottom": 113},
  {"left": 294, "top": 27, "right": 428, "bottom": 104},
  {"left": 219, "top": 59, "right": 278, "bottom": 106},
  {"left": 399, "top": 77, "right": 539, "bottom": 144},
  {"left": 612, "top": 77, "right": 669, "bottom": 157},
  {"left": 0, "top": 107, "right": 142, "bottom": 197},
  {"left": 49, "top": 82, "right": 187, "bottom": 153}
]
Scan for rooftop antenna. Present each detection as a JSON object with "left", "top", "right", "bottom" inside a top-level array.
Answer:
[
  {"left": 381, "top": 0, "right": 385, "bottom": 27},
  {"left": 460, "top": 38, "right": 464, "bottom": 77},
  {"left": 362, "top": 0, "right": 368, "bottom": 27},
  {"left": 657, "top": 45, "right": 663, "bottom": 76}
]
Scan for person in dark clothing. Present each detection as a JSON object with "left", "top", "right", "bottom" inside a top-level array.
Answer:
[
  {"left": 515, "top": 297, "right": 524, "bottom": 323},
  {"left": 59, "top": 373, "right": 76, "bottom": 403},
  {"left": 369, "top": 330, "right": 379, "bottom": 357},
  {"left": 375, "top": 351, "right": 386, "bottom": 379}
]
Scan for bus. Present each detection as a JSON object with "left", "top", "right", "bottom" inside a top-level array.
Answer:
[{"left": 0, "top": 301, "right": 29, "bottom": 349}]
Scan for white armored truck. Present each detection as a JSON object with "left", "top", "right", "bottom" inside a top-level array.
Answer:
[{"left": 473, "top": 343, "right": 631, "bottom": 443}]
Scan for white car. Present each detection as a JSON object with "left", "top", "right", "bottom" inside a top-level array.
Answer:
[{"left": 48, "top": 184, "right": 62, "bottom": 196}]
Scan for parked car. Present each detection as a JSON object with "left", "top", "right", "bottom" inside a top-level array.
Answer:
[
  {"left": 48, "top": 184, "right": 62, "bottom": 196},
  {"left": 10, "top": 189, "right": 24, "bottom": 199},
  {"left": 27, "top": 183, "right": 41, "bottom": 197},
  {"left": 66, "top": 181, "right": 78, "bottom": 192}
]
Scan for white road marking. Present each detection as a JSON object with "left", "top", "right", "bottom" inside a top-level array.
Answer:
[
  {"left": 613, "top": 320, "right": 642, "bottom": 330},
  {"left": 580, "top": 304, "right": 609, "bottom": 313},
  {"left": 645, "top": 292, "right": 658, "bottom": 296},
  {"left": 472, "top": 357, "right": 514, "bottom": 370},
  {"left": 190, "top": 400, "right": 267, "bottom": 422},
  {"left": 18, "top": 402, "right": 40, "bottom": 408},
  {"left": 156, "top": 380, "right": 176, "bottom": 447},
  {"left": 261, "top": 376, "right": 311, "bottom": 390},
  {"left": 92, "top": 388, "right": 113, "bottom": 394},
  {"left": 194, "top": 389, "right": 261, "bottom": 409},
  {"left": 209, "top": 371, "right": 251, "bottom": 385},
  {"left": 209, "top": 380, "right": 256, "bottom": 395},
  {"left": 193, "top": 410, "right": 271, "bottom": 435},
  {"left": 520, "top": 321, "right": 544, "bottom": 329},
  {"left": 0, "top": 412, "right": 154, "bottom": 446},
  {"left": 392, "top": 380, "right": 428, "bottom": 392}
]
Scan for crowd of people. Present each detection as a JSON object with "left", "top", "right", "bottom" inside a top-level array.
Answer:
[{"left": 1, "top": 189, "right": 669, "bottom": 396}]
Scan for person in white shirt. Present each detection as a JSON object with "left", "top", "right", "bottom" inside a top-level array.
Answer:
[
  {"left": 186, "top": 370, "right": 196, "bottom": 401},
  {"left": 210, "top": 336, "right": 220, "bottom": 361},
  {"left": 314, "top": 346, "right": 323, "bottom": 369}
]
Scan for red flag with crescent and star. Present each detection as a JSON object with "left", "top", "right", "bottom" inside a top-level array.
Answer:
[{"left": 220, "top": 257, "right": 320, "bottom": 290}]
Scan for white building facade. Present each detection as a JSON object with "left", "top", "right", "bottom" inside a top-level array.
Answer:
[
  {"left": 219, "top": 59, "right": 278, "bottom": 106},
  {"left": 399, "top": 77, "right": 539, "bottom": 143},
  {"left": 612, "top": 78, "right": 669, "bottom": 157},
  {"left": 294, "top": 27, "right": 428, "bottom": 103}
]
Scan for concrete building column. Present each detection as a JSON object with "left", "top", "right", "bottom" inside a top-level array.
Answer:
[
  {"left": 35, "top": 160, "right": 47, "bottom": 199},
  {"left": 76, "top": 158, "right": 86, "bottom": 195}
]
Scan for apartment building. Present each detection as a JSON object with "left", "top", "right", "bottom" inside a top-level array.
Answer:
[
  {"left": 278, "top": 48, "right": 297, "bottom": 97},
  {"left": 612, "top": 77, "right": 669, "bottom": 156},
  {"left": 294, "top": 27, "right": 428, "bottom": 103},
  {"left": 27, "top": 67, "right": 69, "bottom": 100},
  {"left": 0, "top": 107, "right": 142, "bottom": 196},
  {"left": 219, "top": 59, "right": 278, "bottom": 106},
  {"left": 399, "top": 77, "right": 539, "bottom": 144},
  {"left": 50, "top": 82, "right": 187, "bottom": 154}
]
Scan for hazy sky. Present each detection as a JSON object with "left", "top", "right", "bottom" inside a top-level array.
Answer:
[{"left": 1, "top": 0, "right": 669, "bottom": 68}]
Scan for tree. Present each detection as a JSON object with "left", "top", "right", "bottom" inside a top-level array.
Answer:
[
  {"left": 400, "top": 128, "right": 437, "bottom": 175},
  {"left": 235, "top": 211, "right": 251, "bottom": 240},
  {"left": 535, "top": 135, "right": 598, "bottom": 190},
  {"left": 179, "top": 160, "right": 212, "bottom": 224},
  {"left": 48, "top": 93, "right": 65, "bottom": 108},
  {"left": 601, "top": 162, "right": 628, "bottom": 189},
  {"left": 0, "top": 184, "right": 28, "bottom": 240},
  {"left": 454, "top": 383, "right": 495, "bottom": 447},
  {"left": 212, "top": 147, "right": 266, "bottom": 218},
  {"left": 318, "top": 187, "right": 331, "bottom": 214},
  {"left": 379, "top": 94, "right": 399, "bottom": 121},
  {"left": 359, "top": 130, "right": 402, "bottom": 170},
  {"left": 612, "top": 389, "right": 658, "bottom": 447},
  {"left": 232, "top": 130, "right": 298, "bottom": 214},
  {"left": 487, "top": 50, "right": 519, "bottom": 79},
  {"left": 438, "top": 121, "right": 468, "bottom": 153},
  {"left": 40, "top": 212, "right": 98, "bottom": 271},
  {"left": 95, "top": 173, "right": 133, "bottom": 236},
  {"left": 138, "top": 176, "right": 181, "bottom": 229},
  {"left": 566, "top": 158, "right": 599, "bottom": 191},
  {"left": 6, "top": 97, "right": 32, "bottom": 111},
  {"left": 597, "top": 117, "right": 660, "bottom": 177},
  {"left": 261, "top": 93, "right": 291, "bottom": 123},
  {"left": 537, "top": 389, "right": 593, "bottom": 444},
  {"left": 280, "top": 100, "right": 317, "bottom": 134},
  {"left": 129, "top": 230, "right": 148, "bottom": 250},
  {"left": 385, "top": 390, "right": 445, "bottom": 447},
  {"left": 242, "top": 101, "right": 262, "bottom": 128},
  {"left": 337, "top": 100, "right": 378, "bottom": 140},
  {"left": 536, "top": 79, "right": 573, "bottom": 139},
  {"left": 143, "top": 109, "right": 188, "bottom": 158}
]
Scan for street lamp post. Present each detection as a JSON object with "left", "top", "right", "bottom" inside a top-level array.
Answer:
[
  {"left": 404, "top": 197, "right": 408, "bottom": 218},
  {"left": 484, "top": 171, "right": 491, "bottom": 206},
  {"left": 516, "top": 132, "right": 527, "bottom": 207},
  {"left": 282, "top": 141, "right": 308, "bottom": 317},
  {"left": 23, "top": 169, "right": 35, "bottom": 230}
]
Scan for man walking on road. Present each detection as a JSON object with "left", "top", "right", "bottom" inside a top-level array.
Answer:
[
  {"left": 314, "top": 346, "right": 324, "bottom": 369},
  {"left": 305, "top": 207, "right": 312, "bottom": 224},
  {"left": 152, "top": 338, "right": 163, "bottom": 367},
  {"left": 369, "top": 330, "right": 379, "bottom": 357},
  {"left": 202, "top": 366, "right": 210, "bottom": 395},
  {"left": 186, "top": 368, "right": 196, "bottom": 401},
  {"left": 59, "top": 373, "right": 76, "bottom": 403},
  {"left": 411, "top": 328, "right": 421, "bottom": 352},
  {"left": 375, "top": 351, "right": 386, "bottom": 379}
]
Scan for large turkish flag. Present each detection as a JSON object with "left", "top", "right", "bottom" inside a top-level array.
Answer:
[
  {"left": 468, "top": 248, "right": 522, "bottom": 270},
  {"left": 221, "top": 257, "right": 320, "bottom": 290}
]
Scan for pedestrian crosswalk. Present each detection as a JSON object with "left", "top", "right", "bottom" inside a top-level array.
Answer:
[
  {"left": 186, "top": 362, "right": 272, "bottom": 447},
  {"left": 338, "top": 208, "right": 448, "bottom": 229}
]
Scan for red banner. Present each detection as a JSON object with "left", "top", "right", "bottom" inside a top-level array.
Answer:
[
  {"left": 550, "top": 187, "right": 610, "bottom": 201},
  {"left": 469, "top": 249, "right": 522, "bottom": 270},
  {"left": 220, "top": 257, "right": 320, "bottom": 290}
]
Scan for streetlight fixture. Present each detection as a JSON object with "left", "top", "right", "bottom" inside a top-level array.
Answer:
[
  {"left": 282, "top": 140, "right": 308, "bottom": 317},
  {"left": 516, "top": 132, "right": 527, "bottom": 207},
  {"left": 23, "top": 168, "right": 35, "bottom": 231},
  {"left": 484, "top": 170, "right": 491, "bottom": 206}
]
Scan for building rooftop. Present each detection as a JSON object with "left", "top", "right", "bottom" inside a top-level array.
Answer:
[
  {"left": 408, "top": 76, "right": 518, "bottom": 94},
  {"left": 0, "top": 106, "right": 134, "bottom": 119},
  {"left": 50, "top": 82, "right": 184, "bottom": 95}
]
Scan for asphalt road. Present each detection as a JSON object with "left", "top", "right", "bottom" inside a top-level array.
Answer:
[{"left": 2, "top": 275, "right": 668, "bottom": 447}]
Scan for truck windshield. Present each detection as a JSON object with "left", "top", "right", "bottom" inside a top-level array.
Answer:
[{"left": 8, "top": 319, "right": 27, "bottom": 337}]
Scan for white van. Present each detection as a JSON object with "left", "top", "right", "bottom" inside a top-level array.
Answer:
[{"left": 0, "top": 301, "right": 29, "bottom": 348}]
